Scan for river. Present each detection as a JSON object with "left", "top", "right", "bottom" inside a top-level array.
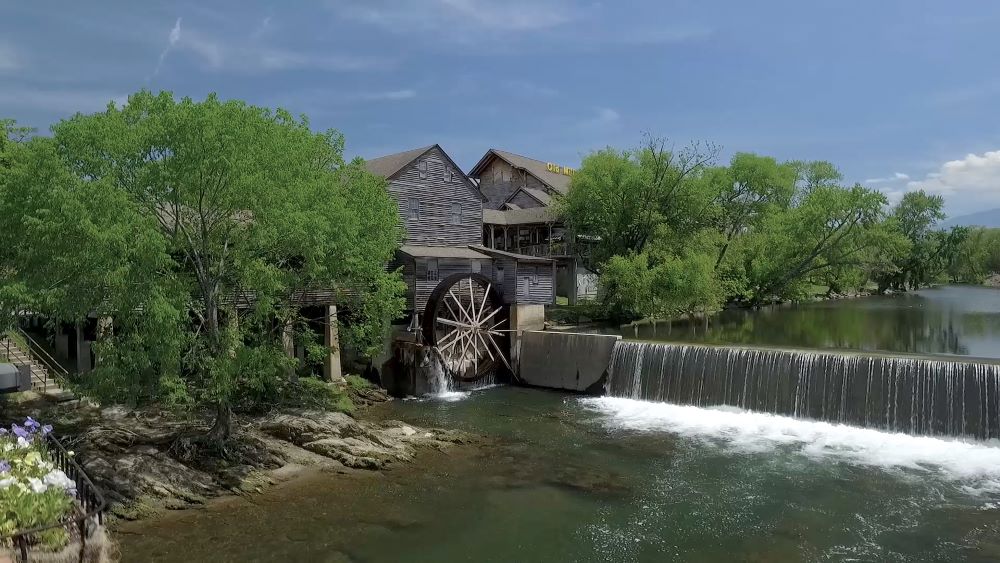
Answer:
[
  {"left": 617, "top": 284, "right": 1000, "bottom": 359},
  {"left": 119, "top": 286, "right": 1000, "bottom": 562}
]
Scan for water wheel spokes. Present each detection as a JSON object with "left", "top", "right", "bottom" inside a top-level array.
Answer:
[{"left": 423, "top": 272, "right": 511, "bottom": 382}]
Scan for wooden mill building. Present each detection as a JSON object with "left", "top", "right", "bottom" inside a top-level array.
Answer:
[
  {"left": 468, "top": 149, "right": 597, "bottom": 303},
  {"left": 364, "top": 145, "right": 555, "bottom": 316}
]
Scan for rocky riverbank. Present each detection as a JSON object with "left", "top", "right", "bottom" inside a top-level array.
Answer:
[{"left": 5, "top": 387, "right": 478, "bottom": 525}]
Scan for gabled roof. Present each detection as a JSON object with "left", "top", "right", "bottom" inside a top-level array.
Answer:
[
  {"left": 365, "top": 144, "right": 487, "bottom": 202},
  {"left": 502, "top": 186, "right": 552, "bottom": 207},
  {"left": 468, "top": 149, "right": 573, "bottom": 195},
  {"left": 364, "top": 145, "right": 436, "bottom": 179}
]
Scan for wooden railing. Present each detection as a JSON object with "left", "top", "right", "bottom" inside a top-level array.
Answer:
[{"left": 513, "top": 241, "right": 595, "bottom": 259}]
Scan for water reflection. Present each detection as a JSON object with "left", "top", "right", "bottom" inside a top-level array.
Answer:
[{"left": 622, "top": 285, "right": 1000, "bottom": 359}]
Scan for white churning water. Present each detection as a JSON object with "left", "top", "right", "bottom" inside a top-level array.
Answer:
[
  {"left": 580, "top": 396, "right": 1000, "bottom": 495},
  {"left": 607, "top": 341, "right": 1000, "bottom": 439}
]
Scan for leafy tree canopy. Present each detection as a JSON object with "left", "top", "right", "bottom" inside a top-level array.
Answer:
[{"left": 0, "top": 91, "right": 405, "bottom": 440}]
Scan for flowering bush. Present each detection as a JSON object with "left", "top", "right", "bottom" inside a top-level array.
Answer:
[{"left": 0, "top": 418, "right": 76, "bottom": 550}]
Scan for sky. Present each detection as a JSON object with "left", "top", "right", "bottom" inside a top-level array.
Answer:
[{"left": 2, "top": 0, "right": 1000, "bottom": 217}]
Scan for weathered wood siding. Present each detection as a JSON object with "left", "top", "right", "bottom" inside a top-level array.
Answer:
[
  {"left": 413, "top": 257, "right": 491, "bottom": 311},
  {"left": 389, "top": 147, "right": 483, "bottom": 246},
  {"left": 477, "top": 158, "right": 557, "bottom": 210},
  {"left": 514, "top": 262, "right": 556, "bottom": 304},
  {"left": 489, "top": 255, "right": 519, "bottom": 304}
]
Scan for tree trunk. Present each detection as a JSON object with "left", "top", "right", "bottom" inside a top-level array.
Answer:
[
  {"left": 203, "top": 290, "right": 232, "bottom": 443},
  {"left": 207, "top": 400, "right": 231, "bottom": 443}
]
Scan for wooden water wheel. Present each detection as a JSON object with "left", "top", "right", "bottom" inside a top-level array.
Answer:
[{"left": 422, "top": 272, "right": 511, "bottom": 382}]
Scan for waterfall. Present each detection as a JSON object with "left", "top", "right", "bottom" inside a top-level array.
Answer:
[
  {"left": 607, "top": 341, "right": 1000, "bottom": 440},
  {"left": 425, "top": 348, "right": 453, "bottom": 395}
]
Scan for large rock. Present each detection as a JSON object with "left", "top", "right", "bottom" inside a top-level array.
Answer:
[{"left": 258, "top": 410, "right": 466, "bottom": 470}]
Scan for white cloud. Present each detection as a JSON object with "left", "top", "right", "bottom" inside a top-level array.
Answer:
[
  {"left": 617, "top": 25, "right": 714, "bottom": 45},
  {"left": 594, "top": 107, "right": 621, "bottom": 125},
  {"left": 885, "top": 150, "right": 1000, "bottom": 214},
  {"left": 0, "top": 44, "right": 21, "bottom": 72},
  {"left": 358, "top": 89, "right": 416, "bottom": 101},
  {"left": 436, "top": 0, "right": 572, "bottom": 31},
  {"left": 152, "top": 17, "right": 183, "bottom": 77},
  {"left": 576, "top": 107, "right": 621, "bottom": 131},
  {"left": 332, "top": 0, "right": 574, "bottom": 41},
  {"left": 503, "top": 80, "right": 558, "bottom": 99},
  {"left": 255, "top": 49, "right": 390, "bottom": 72},
  {"left": 864, "top": 172, "right": 910, "bottom": 184},
  {"left": 146, "top": 16, "right": 389, "bottom": 74}
]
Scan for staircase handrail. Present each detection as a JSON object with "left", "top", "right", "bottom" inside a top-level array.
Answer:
[{"left": 4, "top": 329, "right": 70, "bottom": 390}]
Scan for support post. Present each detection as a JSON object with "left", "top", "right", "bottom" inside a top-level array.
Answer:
[
  {"left": 95, "top": 316, "right": 112, "bottom": 366},
  {"left": 323, "top": 305, "right": 345, "bottom": 383},
  {"left": 282, "top": 319, "right": 298, "bottom": 383},
  {"left": 75, "top": 323, "right": 91, "bottom": 374}
]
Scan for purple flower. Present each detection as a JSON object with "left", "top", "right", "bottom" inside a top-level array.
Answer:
[
  {"left": 41, "top": 425, "right": 53, "bottom": 436},
  {"left": 0, "top": 461, "right": 9, "bottom": 473},
  {"left": 23, "top": 417, "right": 40, "bottom": 430},
  {"left": 0, "top": 428, "right": 7, "bottom": 436},
  {"left": 11, "top": 425, "right": 29, "bottom": 439}
]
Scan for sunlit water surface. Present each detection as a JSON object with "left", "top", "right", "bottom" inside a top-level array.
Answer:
[{"left": 120, "top": 387, "right": 1000, "bottom": 562}]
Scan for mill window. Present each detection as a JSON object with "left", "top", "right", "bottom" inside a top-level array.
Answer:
[
  {"left": 418, "top": 159, "right": 428, "bottom": 180},
  {"left": 450, "top": 203, "right": 462, "bottom": 225},
  {"left": 407, "top": 198, "right": 420, "bottom": 220}
]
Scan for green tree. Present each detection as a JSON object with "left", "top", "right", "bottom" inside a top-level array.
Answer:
[
  {"left": 951, "top": 228, "right": 1000, "bottom": 282},
  {"left": 737, "top": 185, "right": 902, "bottom": 303},
  {"left": 560, "top": 135, "right": 718, "bottom": 269},
  {"left": 0, "top": 92, "right": 405, "bottom": 441},
  {"left": 876, "top": 190, "right": 950, "bottom": 290},
  {"left": 0, "top": 120, "right": 38, "bottom": 333},
  {"left": 712, "top": 153, "right": 797, "bottom": 267}
]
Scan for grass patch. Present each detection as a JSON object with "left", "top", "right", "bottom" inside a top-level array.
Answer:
[
  {"left": 284, "top": 377, "right": 354, "bottom": 414},
  {"left": 346, "top": 374, "right": 373, "bottom": 391}
]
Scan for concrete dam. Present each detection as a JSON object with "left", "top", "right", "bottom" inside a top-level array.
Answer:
[{"left": 516, "top": 333, "right": 1000, "bottom": 440}]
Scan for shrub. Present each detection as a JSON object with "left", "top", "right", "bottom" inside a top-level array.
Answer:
[
  {"left": 283, "top": 378, "right": 354, "bottom": 414},
  {"left": 0, "top": 418, "right": 77, "bottom": 550}
]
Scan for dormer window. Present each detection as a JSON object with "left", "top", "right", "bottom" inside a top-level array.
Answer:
[{"left": 418, "top": 159, "right": 428, "bottom": 180}]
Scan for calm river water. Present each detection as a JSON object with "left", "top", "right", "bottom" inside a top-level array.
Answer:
[
  {"left": 618, "top": 285, "right": 1000, "bottom": 359},
  {"left": 119, "top": 286, "right": 1000, "bottom": 562}
]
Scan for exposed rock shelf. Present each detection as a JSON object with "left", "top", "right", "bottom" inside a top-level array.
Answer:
[{"left": 51, "top": 405, "right": 476, "bottom": 522}]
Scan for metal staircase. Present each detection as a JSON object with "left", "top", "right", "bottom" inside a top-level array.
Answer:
[{"left": 1, "top": 329, "right": 72, "bottom": 399}]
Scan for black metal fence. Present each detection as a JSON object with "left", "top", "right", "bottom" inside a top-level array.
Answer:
[{"left": 1, "top": 434, "right": 106, "bottom": 560}]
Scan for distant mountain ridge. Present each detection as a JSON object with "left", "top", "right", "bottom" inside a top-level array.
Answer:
[{"left": 940, "top": 208, "right": 1000, "bottom": 229}]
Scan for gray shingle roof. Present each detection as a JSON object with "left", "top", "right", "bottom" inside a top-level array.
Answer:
[
  {"left": 365, "top": 145, "right": 435, "bottom": 179},
  {"left": 483, "top": 207, "right": 557, "bottom": 225},
  {"left": 398, "top": 245, "right": 492, "bottom": 259},
  {"left": 520, "top": 187, "right": 552, "bottom": 205},
  {"left": 469, "top": 149, "right": 573, "bottom": 195}
]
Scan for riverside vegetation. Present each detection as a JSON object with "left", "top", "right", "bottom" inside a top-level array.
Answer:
[
  {"left": 1, "top": 93, "right": 998, "bottom": 521},
  {"left": 560, "top": 136, "right": 1000, "bottom": 322}
]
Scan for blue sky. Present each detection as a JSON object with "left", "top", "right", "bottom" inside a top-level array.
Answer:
[{"left": 2, "top": 0, "right": 1000, "bottom": 216}]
